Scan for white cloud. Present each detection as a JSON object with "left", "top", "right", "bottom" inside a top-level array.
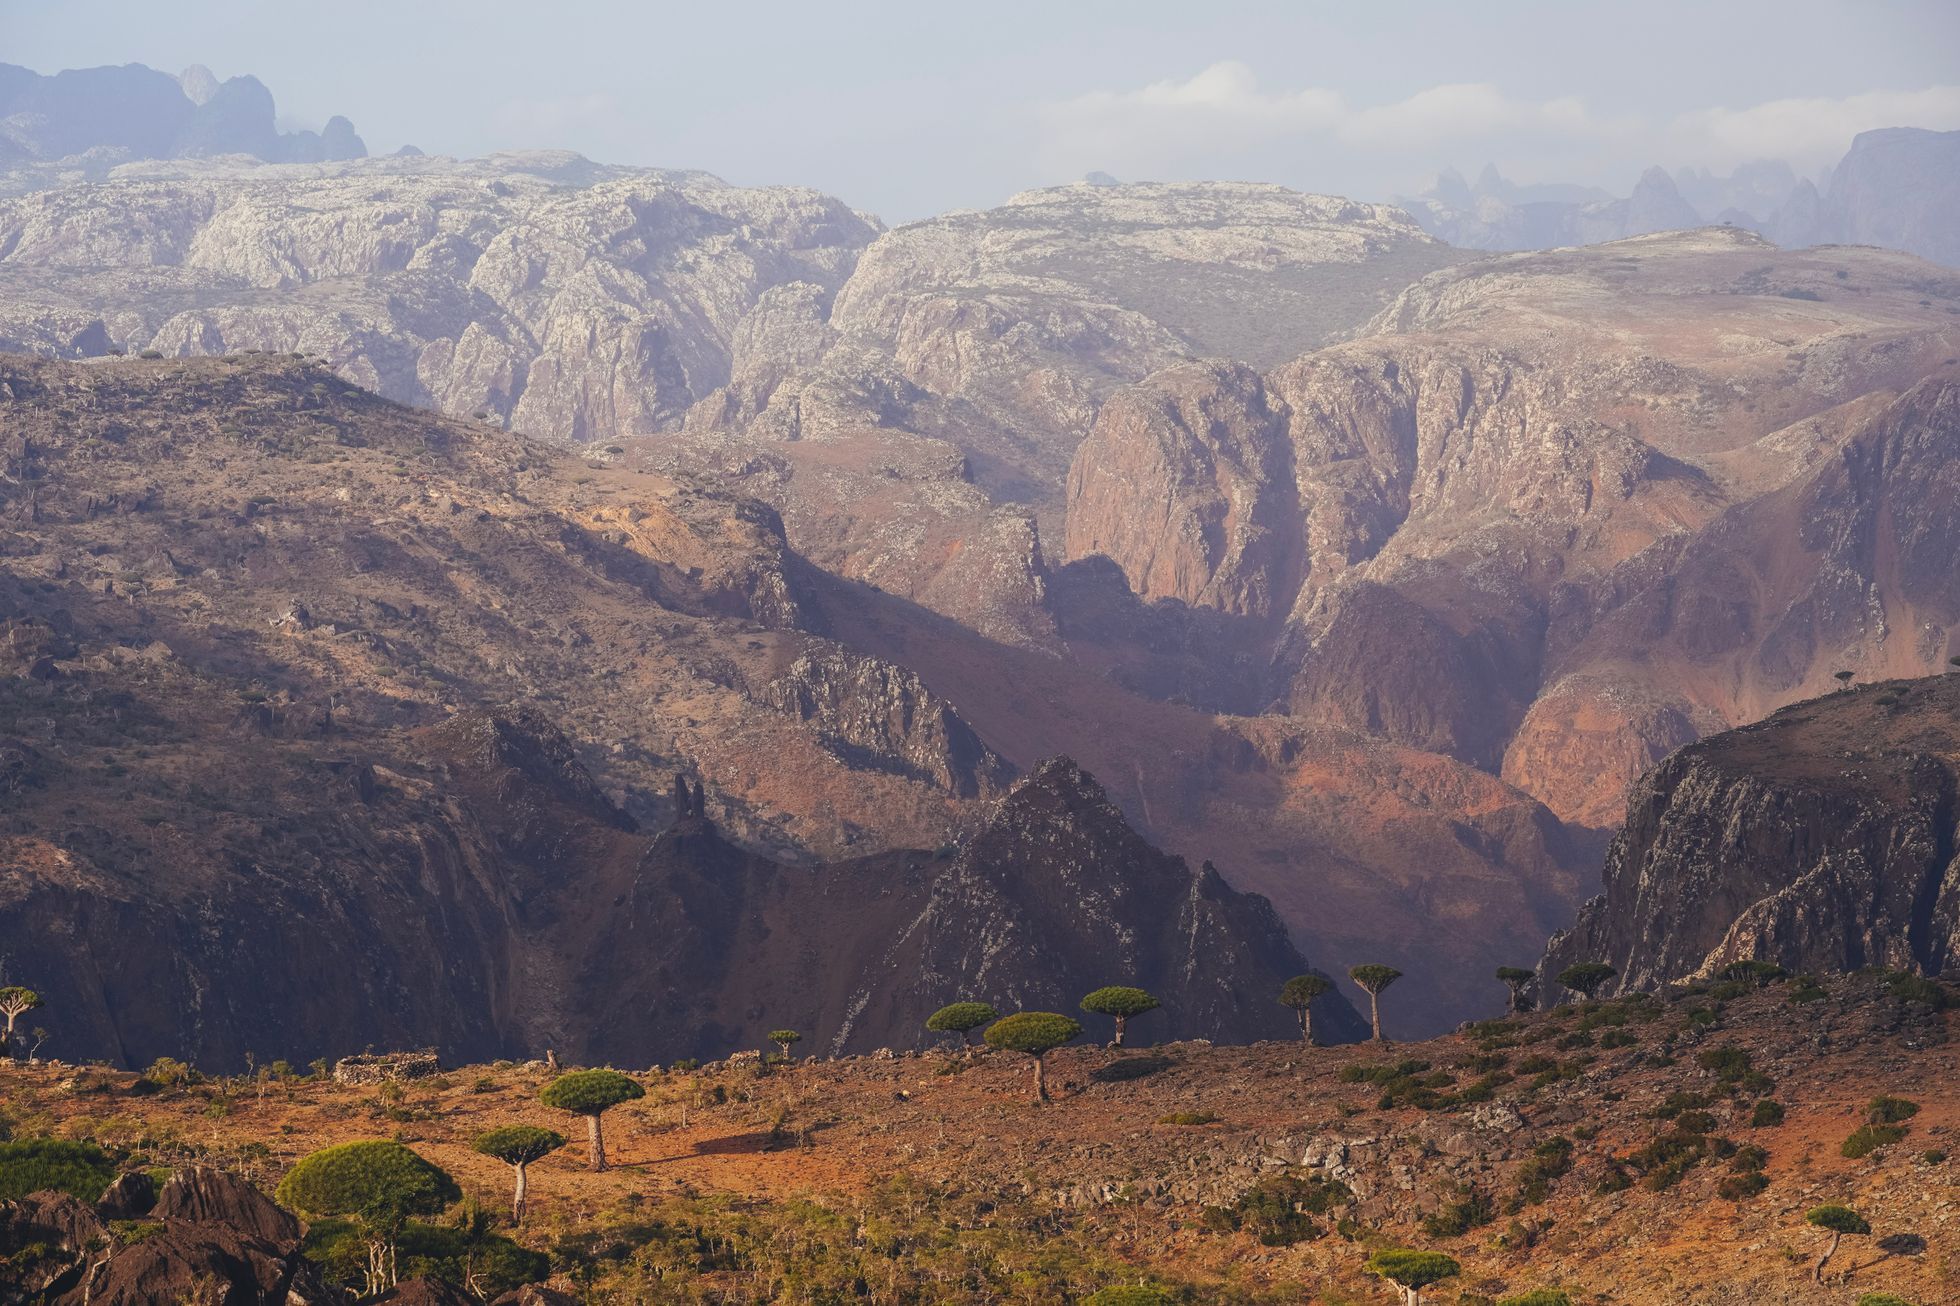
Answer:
[
  {"left": 1036, "top": 63, "right": 1960, "bottom": 189},
  {"left": 1668, "top": 86, "right": 1960, "bottom": 168}
]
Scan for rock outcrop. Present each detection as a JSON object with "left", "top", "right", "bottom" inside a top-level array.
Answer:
[
  {"left": 1544, "top": 675, "right": 1960, "bottom": 990},
  {"left": 573, "top": 756, "right": 1364, "bottom": 1062},
  {"left": 0, "top": 1167, "right": 313, "bottom": 1305}
]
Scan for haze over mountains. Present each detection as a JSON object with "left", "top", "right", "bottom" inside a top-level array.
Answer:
[
  {"left": 1400, "top": 127, "right": 1960, "bottom": 268},
  {"left": 2, "top": 60, "right": 1957, "bottom": 1067}
]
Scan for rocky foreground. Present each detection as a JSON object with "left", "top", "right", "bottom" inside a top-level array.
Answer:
[{"left": 1, "top": 975, "right": 1952, "bottom": 1304}]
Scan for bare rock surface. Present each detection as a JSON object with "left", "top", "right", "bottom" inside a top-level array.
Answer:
[{"left": 1545, "top": 673, "right": 1960, "bottom": 989}]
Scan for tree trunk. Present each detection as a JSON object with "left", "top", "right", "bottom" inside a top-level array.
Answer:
[
  {"left": 1368, "top": 991, "right": 1383, "bottom": 1042},
  {"left": 512, "top": 1162, "right": 529, "bottom": 1224},
  {"left": 1032, "top": 1053, "right": 1048, "bottom": 1104},
  {"left": 1113, "top": 1014, "right": 1127, "bottom": 1048},
  {"left": 1815, "top": 1230, "right": 1841, "bottom": 1281},
  {"left": 1302, "top": 1007, "right": 1316, "bottom": 1046},
  {"left": 587, "top": 1112, "right": 606, "bottom": 1171}
]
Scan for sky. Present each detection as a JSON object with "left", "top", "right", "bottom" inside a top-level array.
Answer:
[{"left": 5, "top": 0, "right": 1958, "bottom": 221}]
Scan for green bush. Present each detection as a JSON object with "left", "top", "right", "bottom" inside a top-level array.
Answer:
[
  {"left": 1420, "top": 1184, "right": 1494, "bottom": 1238},
  {"left": 1842, "top": 1124, "right": 1908, "bottom": 1159},
  {"left": 1653, "top": 1090, "right": 1712, "bottom": 1120},
  {"left": 1717, "top": 1171, "right": 1768, "bottom": 1199},
  {"left": 1885, "top": 972, "right": 1952, "bottom": 1009},
  {"left": 0, "top": 1138, "right": 118, "bottom": 1201},
  {"left": 1852, "top": 1294, "right": 1916, "bottom": 1306},
  {"left": 1498, "top": 1292, "right": 1575, "bottom": 1306},
  {"left": 1212, "top": 1173, "right": 1350, "bottom": 1246},
  {"left": 1514, "top": 1137, "right": 1573, "bottom": 1204},
  {"left": 276, "top": 1140, "right": 460, "bottom": 1228},
  {"left": 1156, "top": 1111, "right": 1219, "bottom": 1126},
  {"left": 1866, "top": 1096, "right": 1920, "bottom": 1125}
]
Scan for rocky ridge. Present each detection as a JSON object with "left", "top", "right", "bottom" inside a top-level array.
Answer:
[{"left": 1545, "top": 673, "right": 1960, "bottom": 990}]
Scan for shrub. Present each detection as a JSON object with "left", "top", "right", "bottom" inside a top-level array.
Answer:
[
  {"left": 1213, "top": 1173, "right": 1349, "bottom": 1246},
  {"left": 1420, "top": 1184, "right": 1494, "bottom": 1238},
  {"left": 1628, "top": 1129, "right": 1709, "bottom": 1190},
  {"left": 1653, "top": 1091, "right": 1711, "bottom": 1120},
  {"left": 1716, "top": 961, "right": 1787, "bottom": 985},
  {"left": 1156, "top": 1111, "right": 1219, "bottom": 1126},
  {"left": 1730, "top": 1144, "right": 1768, "bottom": 1172},
  {"left": 1498, "top": 1292, "right": 1575, "bottom": 1306},
  {"left": 1841, "top": 1124, "right": 1908, "bottom": 1159},
  {"left": 1717, "top": 1171, "right": 1769, "bottom": 1199},
  {"left": 1788, "top": 977, "right": 1828, "bottom": 1004},
  {"left": 1514, "top": 1137, "right": 1573, "bottom": 1204},
  {"left": 0, "top": 1138, "right": 118, "bottom": 1201},
  {"left": 1696, "top": 1046, "right": 1752, "bottom": 1083},
  {"left": 1852, "top": 1295, "right": 1916, "bottom": 1306},
  {"left": 1866, "top": 1096, "right": 1920, "bottom": 1125},
  {"left": 1598, "top": 1029, "right": 1638, "bottom": 1049},
  {"left": 1886, "top": 972, "right": 1952, "bottom": 1009},
  {"left": 303, "top": 1212, "right": 546, "bottom": 1299}
]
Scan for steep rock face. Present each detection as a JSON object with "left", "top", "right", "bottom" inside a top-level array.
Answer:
[
  {"left": 1063, "top": 360, "right": 1298, "bottom": 619},
  {"left": 887, "top": 758, "right": 1368, "bottom": 1046},
  {"left": 1544, "top": 675, "right": 1960, "bottom": 990},
  {"left": 763, "top": 649, "right": 1012, "bottom": 796},
  {"left": 1066, "top": 233, "right": 1960, "bottom": 819},
  {"left": 1815, "top": 128, "right": 1960, "bottom": 269}
]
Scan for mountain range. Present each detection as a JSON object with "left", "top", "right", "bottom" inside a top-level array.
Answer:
[
  {"left": 0, "top": 61, "right": 1956, "bottom": 1068},
  {"left": 1400, "top": 127, "right": 1960, "bottom": 268}
]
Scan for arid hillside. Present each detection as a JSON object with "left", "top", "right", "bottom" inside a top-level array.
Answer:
[
  {"left": 0, "top": 355, "right": 1587, "bottom": 1045},
  {"left": 2, "top": 975, "right": 1952, "bottom": 1304}
]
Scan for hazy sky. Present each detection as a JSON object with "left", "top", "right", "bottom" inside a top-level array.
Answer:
[{"left": 6, "top": 0, "right": 1958, "bottom": 220}]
